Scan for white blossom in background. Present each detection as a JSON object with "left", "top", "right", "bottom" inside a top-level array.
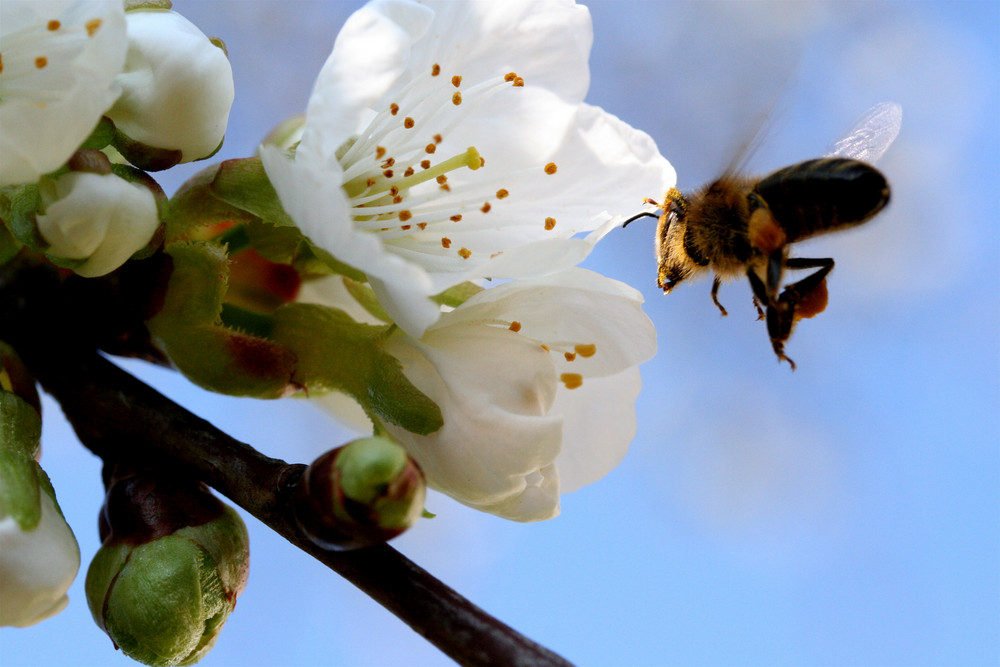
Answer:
[
  {"left": 262, "top": 0, "right": 675, "bottom": 338},
  {"left": 0, "top": 487, "right": 81, "bottom": 628},
  {"left": 307, "top": 268, "right": 656, "bottom": 521},
  {"left": 35, "top": 170, "right": 159, "bottom": 277},
  {"left": 0, "top": 0, "right": 126, "bottom": 185},
  {"left": 105, "top": 9, "right": 234, "bottom": 162}
]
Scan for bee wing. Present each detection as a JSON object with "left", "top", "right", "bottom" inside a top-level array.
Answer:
[{"left": 824, "top": 102, "right": 902, "bottom": 164}]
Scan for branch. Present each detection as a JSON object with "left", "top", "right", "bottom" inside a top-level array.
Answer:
[{"left": 0, "top": 259, "right": 573, "bottom": 667}]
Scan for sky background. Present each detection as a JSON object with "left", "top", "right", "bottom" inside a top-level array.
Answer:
[{"left": 4, "top": 1, "right": 998, "bottom": 666}]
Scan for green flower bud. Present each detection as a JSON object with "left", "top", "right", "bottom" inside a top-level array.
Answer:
[
  {"left": 293, "top": 437, "right": 425, "bottom": 550},
  {"left": 85, "top": 470, "right": 249, "bottom": 666}
]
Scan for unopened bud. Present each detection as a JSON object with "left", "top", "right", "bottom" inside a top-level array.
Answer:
[
  {"left": 294, "top": 437, "right": 425, "bottom": 550},
  {"left": 85, "top": 469, "right": 249, "bottom": 666}
]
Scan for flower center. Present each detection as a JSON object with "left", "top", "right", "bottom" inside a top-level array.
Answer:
[
  {"left": 334, "top": 64, "right": 557, "bottom": 264},
  {"left": 0, "top": 9, "right": 106, "bottom": 106}
]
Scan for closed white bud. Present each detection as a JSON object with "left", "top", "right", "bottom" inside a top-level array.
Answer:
[{"left": 106, "top": 9, "right": 234, "bottom": 163}]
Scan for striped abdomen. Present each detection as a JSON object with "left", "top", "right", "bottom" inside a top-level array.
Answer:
[{"left": 753, "top": 158, "right": 889, "bottom": 243}]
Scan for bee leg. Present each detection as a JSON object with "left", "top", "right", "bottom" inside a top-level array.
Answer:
[
  {"left": 710, "top": 276, "right": 728, "bottom": 316},
  {"left": 752, "top": 296, "right": 765, "bottom": 320},
  {"left": 747, "top": 267, "right": 797, "bottom": 370},
  {"left": 780, "top": 258, "right": 835, "bottom": 320}
]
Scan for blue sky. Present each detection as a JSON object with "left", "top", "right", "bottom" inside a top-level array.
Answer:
[{"left": 4, "top": 1, "right": 998, "bottom": 666}]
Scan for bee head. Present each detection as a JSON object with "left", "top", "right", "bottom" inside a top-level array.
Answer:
[{"left": 656, "top": 188, "right": 694, "bottom": 291}]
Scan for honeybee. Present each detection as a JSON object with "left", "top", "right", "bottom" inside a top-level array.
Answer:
[{"left": 624, "top": 102, "right": 902, "bottom": 369}]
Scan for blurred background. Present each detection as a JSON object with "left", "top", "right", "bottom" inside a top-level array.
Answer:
[{"left": 4, "top": 1, "right": 998, "bottom": 665}]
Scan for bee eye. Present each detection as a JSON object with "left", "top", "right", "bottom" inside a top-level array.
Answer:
[{"left": 747, "top": 192, "right": 766, "bottom": 211}]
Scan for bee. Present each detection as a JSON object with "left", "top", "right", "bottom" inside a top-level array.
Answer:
[{"left": 624, "top": 102, "right": 902, "bottom": 369}]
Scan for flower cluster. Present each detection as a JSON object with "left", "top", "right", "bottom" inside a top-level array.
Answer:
[
  {"left": 1, "top": 0, "right": 234, "bottom": 276},
  {"left": 0, "top": 0, "right": 674, "bottom": 662}
]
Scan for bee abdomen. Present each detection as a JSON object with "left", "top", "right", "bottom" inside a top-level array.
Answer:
[{"left": 753, "top": 158, "right": 889, "bottom": 242}]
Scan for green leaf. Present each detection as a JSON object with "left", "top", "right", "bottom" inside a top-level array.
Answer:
[
  {"left": 0, "top": 217, "right": 22, "bottom": 264},
  {"left": 0, "top": 184, "right": 45, "bottom": 251},
  {"left": 272, "top": 304, "right": 442, "bottom": 435}
]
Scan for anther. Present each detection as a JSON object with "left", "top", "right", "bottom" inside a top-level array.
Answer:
[
  {"left": 450, "top": 215, "right": 462, "bottom": 222},
  {"left": 85, "top": 18, "right": 102, "bottom": 36},
  {"left": 451, "top": 75, "right": 462, "bottom": 87},
  {"left": 496, "top": 189, "right": 509, "bottom": 199},
  {"left": 35, "top": 57, "right": 48, "bottom": 69},
  {"left": 420, "top": 160, "right": 431, "bottom": 169},
  {"left": 509, "top": 321, "right": 522, "bottom": 332},
  {"left": 544, "top": 162, "right": 558, "bottom": 175},
  {"left": 389, "top": 103, "right": 399, "bottom": 116},
  {"left": 458, "top": 248, "right": 472, "bottom": 259},
  {"left": 431, "top": 64, "right": 441, "bottom": 76},
  {"left": 47, "top": 20, "right": 61, "bottom": 31},
  {"left": 574, "top": 344, "right": 597, "bottom": 357},
  {"left": 544, "top": 217, "right": 556, "bottom": 230},
  {"left": 404, "top": 117, "right": 415, "bottom": 129},
  {"left": 441, "top": 237, "right": 452, "bottom": 248},
  {"left": 425, "top": 143, "right": 437, "bottom": 154},
  {"left": 564, "top": 352, "right": 577, "bottom": 362},
  {"left": 376, "top": 146, "right": 386, "bottom": 159},
  {"left": 560, "top": 373, "right": 583, "bottom": 390},
  {"left": 481, "top": 202, "right": 491, "bottom": 213},
  {"left": 399, "top": 210, "right": 412, "bottom": 222}
]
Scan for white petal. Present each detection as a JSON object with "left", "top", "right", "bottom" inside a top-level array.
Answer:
[
  {"left": 298, "top": 0, "right": 435, "bottom": 159},
  {"left": 0, "top": 490, "right": 80, "bottom": 628},
  {"left": 36, "top": 171, "right": 159, "bottom": 277},
  {"left": 383, "top": 325, "right": 563, "bottom": 521},
  {"left": 552, "top": 367, "right": 641, "bottom": 493},
  {"left": 106, "top": 9, "right": 234, "bottom": 161},
  {"left": 0, "top": 0, "right": 126, "bottom": 185}
]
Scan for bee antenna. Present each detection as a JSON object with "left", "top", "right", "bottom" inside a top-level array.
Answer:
[{"left": 621, "top": 211, "right": 659, "bottom": 228}]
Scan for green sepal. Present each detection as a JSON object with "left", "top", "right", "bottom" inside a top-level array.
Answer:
[
  {"left": 0, "top": 184, "right": 45, "bottom": 251},
  {"left": 0, "top": 217, "right": 21, "bottom": 264},
  {"left": 85, "top": 502, "right": 248, "bottom": 667},
  {"left": 342, "top": 278, "right": 391, "bottom": 323},
  {"left": 164, "top": 163, "right": 259, "bottom": 242},
  {"left": 124, "top": 0, "right": 172, "bottom": 10},
  {"left": 209, "top": 157, "right": 295, "bottom": 228},
  {"left": 432, "top": 281, "right": 484, "bottom": 308},
  {"left": 0, "top": 392, "right": 43, "bottom": 529},
  {"left": 272, "top": 304, "right": 443, "bottom": 435},
  {"left": 147, "top": 242, "right": 296, "bottom": 398},
  {"left": 80, "top": 117, "right": 117, "bottom": 152}
]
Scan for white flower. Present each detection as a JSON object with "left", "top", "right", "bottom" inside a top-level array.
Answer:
[
  {"left": 262, "top": 0, "right": 674, "bottom": 338},
  {"left": 0, "top": 0, "right": 126, "bottom": 185},
  {"left": 305, "top": 268, "right": 655, "bottom": 521},
  {"left": 36, "top": 170, "right": 159, "bottom": 277},
  {"left": 0, "top": 485, "right": 81, "bottom": 628},
  {"left": 104, "top": 9, "right": 234, "bottom": 162}
]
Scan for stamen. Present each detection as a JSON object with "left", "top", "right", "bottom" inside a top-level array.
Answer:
[
  {"left": 564, "top": 352, "right": 577, "bottom": 362},
  {"left": 404, "top": 117, "right": 415, "bottom": 129},
  {"left": 47, "top": 21, "right": 61, "bottom": 31},
  {"left": 560, "top": 373, "right": 583, "bottom": 390},
  {"left": 451, "top": 75, "right": 462, "bottom": 87},
  {"left": 441, "top": 238, "right": 452, "bottom": 248},
  {"left": 480, "top": 202, "right": 491, "bottom": 213},
  {"left": 35, "top": 56, "right": 48, "bottom": 69},
  {"left": 544, "top": 217, "right": 556, "bottom": 230},
  {"left": 544, "top": 162, "right": 558, "bottom": 175},
  {"left": 390, "top": 103, "right": 399, "bottom": 115},
  {"left": 431, "top": 64, "right": 441, "bottom": 76},
  {"left": 496, "top": 189, "right": 509, "bottom": 199},
  {"left": 458, "top": 248, "right": 472, "bottom": 259},
  {"left": 509, "top": 321, "right": 522, "bottom": 332}
]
